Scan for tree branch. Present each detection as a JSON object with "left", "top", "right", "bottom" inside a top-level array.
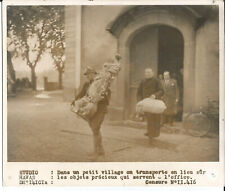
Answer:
[{"left": 34, "top": 20, "right": 46, "bottom": 67}]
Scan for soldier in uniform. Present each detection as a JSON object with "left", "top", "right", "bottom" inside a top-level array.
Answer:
[
  {"left": 162, "top": 71, "right": 179, "bottom": 126},
  {"left": 73, "top": 66, "right": 111, "bottom": 158},
  {"left": 137, "top": 68, "right": 164, "bottom": 143}
]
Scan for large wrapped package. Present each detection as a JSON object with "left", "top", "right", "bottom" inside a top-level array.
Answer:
[
  {"left": 71, "top": 96, "right": 97, "bottom": 121},
  {"left": 136, "top": 98, "right": 167, "bottom": 114},
  {"left": 71, "top": 55, "right": 121, "bottom": 121}
]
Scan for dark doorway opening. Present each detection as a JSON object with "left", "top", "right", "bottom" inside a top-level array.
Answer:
[
  {"left": 129, "top": 25, "right": 184, "bottom": 119},
  {"left": 158, "top": 25, "right": 184, "bottom": 79}
]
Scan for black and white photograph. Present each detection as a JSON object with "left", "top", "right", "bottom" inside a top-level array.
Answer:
[
  {"left": 6, "top": 4, "right": 221, "bottom": 163},
  {"left": 3, "top": 0, "right": 225, "bottom": 187}
]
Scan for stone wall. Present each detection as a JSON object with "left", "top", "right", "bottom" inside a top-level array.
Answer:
[
  {"left": 194, "top": 17, "right": 219, "bottom": 109},
  {"left": 64, "top": 6, "right": 127, "bottom": 101},
  {"left": 64, "top": 6, "right": 81, "bottom": 100}
]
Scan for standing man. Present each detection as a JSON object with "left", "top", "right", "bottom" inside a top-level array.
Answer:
[
  {"left": 162, "top": 71, "right": 179, "bottom": 126},
  {"left": 73, "top": 66, "right": 111, "bottom": 159},
  {"left": 137, "top": 68, "right": 164, "bottom": 143}
]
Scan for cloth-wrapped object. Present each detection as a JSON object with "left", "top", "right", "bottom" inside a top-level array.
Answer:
[
  {"left": 71, "top": 96, "right": 97, "bottom": 121},
  {"left": 71, "top": 55, "right": 121, "bottom": 121},
  {"left": 136, "top": 98, "right": 167, "bottom": 114}
]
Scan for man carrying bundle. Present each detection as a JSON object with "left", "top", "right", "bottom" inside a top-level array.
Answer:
[
  {"left": 72, "top": 66, "right": 111, "bottom": 159},
  {"left": 137, "top": 68, "right": 164, "bottom": 144}
]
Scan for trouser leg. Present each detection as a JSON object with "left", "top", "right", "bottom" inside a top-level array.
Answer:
[
  {"left": 146, "top": 113, "right": 161, "bottom": 138},
  {"left": 154, "top": 114, "right": 161, "bottom": 137},
  {"left": 146, "top": 113, "right": 152, "bottom": 137},
  {"left": 89, "top": 111, "right": 105, "bottom": 155},
  {"left": 91, "top": 128, "right": 104, "bottom": 155}
]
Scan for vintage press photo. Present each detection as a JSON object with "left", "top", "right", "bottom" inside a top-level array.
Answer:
[{"left": 3, "top": 0, "right": 224, "bottom": 187}]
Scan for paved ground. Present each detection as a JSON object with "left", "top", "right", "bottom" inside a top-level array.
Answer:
[{"left": 7, "top": 90, "right": 219, "bottom": 162}]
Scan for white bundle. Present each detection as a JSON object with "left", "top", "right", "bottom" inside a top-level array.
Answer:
[{"left": 136, "top": 98, "right": 167, "bottom": 114}]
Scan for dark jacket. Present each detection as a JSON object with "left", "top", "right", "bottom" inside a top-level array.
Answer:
[
  {"left": 162, "top": 79, "right": 179, "bottom": 115},
  {"left": 75, "top": 80, "right": 111, "bottom": 113},
  {"left": 137, "top": 77, "right": 164, "bottom": 102}
]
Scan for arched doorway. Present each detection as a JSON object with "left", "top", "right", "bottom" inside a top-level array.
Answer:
[
  {"left": 129, "top": 25, "right": 184, "bottom": 118},
  {"left": 106, "top": 6, "right": 198, "bottom": 120}
]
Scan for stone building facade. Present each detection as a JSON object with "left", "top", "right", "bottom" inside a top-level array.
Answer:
[{"left": 64, "top": 5, "right": 219, "bottom": 120}]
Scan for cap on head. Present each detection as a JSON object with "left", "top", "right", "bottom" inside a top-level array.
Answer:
[{"left": 83, "top": 66, "right": 97, "bottom": 76}]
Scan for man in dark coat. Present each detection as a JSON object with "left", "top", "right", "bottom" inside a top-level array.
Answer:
[
  {"left": 73, "top": 66, "right": 111, "bottom": 158},
  {"left": 137, "top": 68, "right": 164, "bottom": 143},
  {"left": 161, "top": 71, "right": 179, "bottom": 126}
]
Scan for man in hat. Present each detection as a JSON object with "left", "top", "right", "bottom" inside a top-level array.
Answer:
[
  {"left": 74, "top": 66, "right": 97, "bottom": 100},
  {"left": 137, "top": 68, "right": 164, "bottom": 144},
  {"left": 73, "top": 66, "right": 111, "bottom": 158}
]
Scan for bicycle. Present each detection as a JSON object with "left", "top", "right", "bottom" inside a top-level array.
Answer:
[{"left": 183, "top": 99, "right": 219, "bottom": 137}]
